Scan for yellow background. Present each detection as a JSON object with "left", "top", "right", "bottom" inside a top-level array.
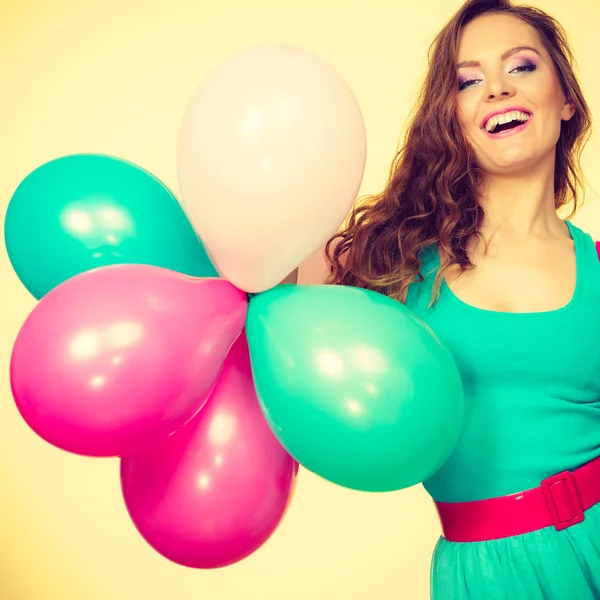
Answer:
[{"left": 1, "top": 0, "right": 599, "bottom": 598}]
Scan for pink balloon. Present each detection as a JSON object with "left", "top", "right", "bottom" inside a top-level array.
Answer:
[
  {"left": 120, "top": 332, "right": 299, "bottom": 569},
  {"left": 10, "top": 264, "right": 247, "bottom": 457}
]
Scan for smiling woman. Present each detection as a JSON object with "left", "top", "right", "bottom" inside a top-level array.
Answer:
[
  {"left": 321, "top": 0, "right": 600, "bottom": 598},
  {"left": 455, "top": 15, "right": 577, "bottom": 180}
]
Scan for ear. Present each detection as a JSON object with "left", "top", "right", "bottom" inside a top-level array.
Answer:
[{"left": 561, "top": 98, "right": 576, "bottom": 121}]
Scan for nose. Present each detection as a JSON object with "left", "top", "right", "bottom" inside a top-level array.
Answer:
[
  {"left": 484, "top": 75, "right": 516, "bottom": 101},
  {"left": 488, "top": 90, "right": 514, "bottom": 100}
]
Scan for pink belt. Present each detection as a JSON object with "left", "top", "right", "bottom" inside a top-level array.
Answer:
[{"left": 434, "top": 455, "right": 600, "bottom": 543}]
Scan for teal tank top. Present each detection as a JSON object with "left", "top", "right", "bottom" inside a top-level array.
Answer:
[{"left": 405, "top": 220, "right": 600, "bottom": 503}]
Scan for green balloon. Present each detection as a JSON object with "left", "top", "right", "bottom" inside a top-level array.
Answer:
[
  {"left": 246, "top": 284, "right": 465, "bottom": 492},
  {"left": 4, "top": 153, "right": 218, "bottom": 299}
]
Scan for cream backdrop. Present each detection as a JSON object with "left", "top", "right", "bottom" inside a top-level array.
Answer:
[{"left": 1, "top": 0, "right": 599, "bottom": 598}]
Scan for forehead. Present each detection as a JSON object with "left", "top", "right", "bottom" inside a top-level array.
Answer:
[{"left": 457, "top": 13, "right": 546, "bottom": 61}]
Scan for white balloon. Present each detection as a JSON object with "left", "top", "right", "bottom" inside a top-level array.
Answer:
[{"left": 177, "top": 43, "right": 366, "bottom": 292}]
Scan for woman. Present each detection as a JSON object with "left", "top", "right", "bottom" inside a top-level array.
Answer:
[{"left": 319, "top": 0, "right": 599, "bottom": 598}]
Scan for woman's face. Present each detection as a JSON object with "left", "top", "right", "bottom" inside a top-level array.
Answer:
[{"left": 455, "top": 13, "right": 575, "bottom": 175}]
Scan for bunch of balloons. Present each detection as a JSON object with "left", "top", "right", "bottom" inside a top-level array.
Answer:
[{"left": 4, "top": 43, "right": 465, "bottom": 569}]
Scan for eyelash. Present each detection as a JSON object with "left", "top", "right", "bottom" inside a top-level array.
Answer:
[{"left": 458, "top": 62, "right": 537, "bottom": 91}]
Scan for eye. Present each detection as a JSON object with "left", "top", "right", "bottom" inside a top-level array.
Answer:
[
  {"left": 458, "top": 78, "right": 480, "bottom": 91},
  {"left": 457, "top": 63, "right": 537, "bottom": 91},
  {"left": 511, "top": 63, "right": 537, "bottom": 74}
]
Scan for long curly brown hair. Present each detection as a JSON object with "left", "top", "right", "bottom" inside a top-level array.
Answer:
[{"left": 325, "top": 0, "right": 592, "bottom": 307}]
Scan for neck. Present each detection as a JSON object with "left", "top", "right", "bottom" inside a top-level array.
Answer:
[{"left": 476, "top": 156, "right": 568, "bottom": 242}]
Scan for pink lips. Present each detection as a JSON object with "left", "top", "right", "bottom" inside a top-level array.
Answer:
[{"left": 480, "top": 105, "right": 532, "bottom": 130}]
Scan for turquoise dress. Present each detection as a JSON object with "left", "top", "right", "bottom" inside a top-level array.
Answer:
[{"left": 405, "top": 220, "right": 600, "bottom": 599}]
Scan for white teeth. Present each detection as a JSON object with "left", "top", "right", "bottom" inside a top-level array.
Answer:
[{"left": 484, "top": 110, "right": 531, "bottom": 132}]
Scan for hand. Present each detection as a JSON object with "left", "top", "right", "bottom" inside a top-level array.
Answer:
[{"left": 278, "top": 268, "right": 299, "bottom": 285}]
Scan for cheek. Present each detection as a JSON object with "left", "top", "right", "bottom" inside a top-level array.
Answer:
[
  {"left": 456, "top": 93, "right": 480, "bottom": 126},
  {"left": 455, "top": 103, "right": 480, "bottom": 149},
  {"left": 455, "top": 103, "right": 471, "bottom": 132},
  {"left": 527, "top": 75, "right": 565, "bottom": 113}
]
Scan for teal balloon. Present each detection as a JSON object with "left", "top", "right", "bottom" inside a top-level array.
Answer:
[
  {"left": 246, "top": 284, "right": 465, "bottom": 492},
  {"left": 4, "top": 154, "right": 218, "bottom": 299}
]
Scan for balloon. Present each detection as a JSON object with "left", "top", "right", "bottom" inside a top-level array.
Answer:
[
  {"left": 177, "top": 43, "right": 366, "bottom": 293},
  {"left": 5, "top": 153, "right": 218, "bottom": 299},
  {"left": 121, "top": 332, "right": 298, "bottom": 569},
  {"left": 10, "top": 265, "right": 247, "bottom": 457},
  {"left": 246, "top": 284, "right": 465, "bottom": 492}
]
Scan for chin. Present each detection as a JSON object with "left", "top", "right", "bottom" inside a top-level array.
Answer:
[
  {"left": 489, "top": 160, "right": 534, "bottom": 174},
  {"left": 476, "top": 151, "right": 546, "bottom": 175}
]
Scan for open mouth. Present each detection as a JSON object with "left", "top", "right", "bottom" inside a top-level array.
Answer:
[
  {"left": 482, "top": 110, "right": 533, "bottom": 137},
  {"left": 490, "top": 119, "right": 524, "bottom": 133}
]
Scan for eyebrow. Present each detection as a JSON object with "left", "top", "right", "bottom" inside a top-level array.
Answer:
[{"left": 457, "top": 46, "right": 542, "bottom": 69}]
